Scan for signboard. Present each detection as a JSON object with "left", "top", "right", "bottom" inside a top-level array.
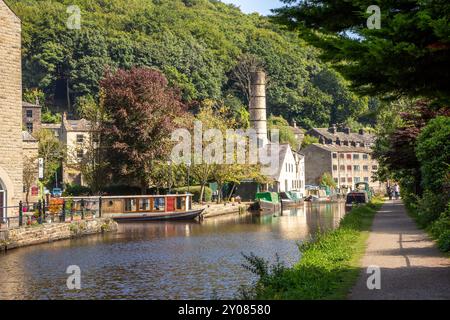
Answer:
[
  {"left": 31, "top": 186, "right": 38, "bottom": 196},
  {"left": 38, "top": 158, "right": 44, "bottom": 179}
]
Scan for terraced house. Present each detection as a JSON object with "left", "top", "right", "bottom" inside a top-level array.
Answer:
[{"left": 303, "top": 126, "right": 383, "bottom": 193}]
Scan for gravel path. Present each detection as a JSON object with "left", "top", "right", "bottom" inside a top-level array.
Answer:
[{"left": 349, "top": 199, "right": 450, "bottom": 300}]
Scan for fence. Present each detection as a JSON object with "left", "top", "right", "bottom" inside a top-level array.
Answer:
[{"left": 0, "top": 197, "right": 103, "bottom": 230}]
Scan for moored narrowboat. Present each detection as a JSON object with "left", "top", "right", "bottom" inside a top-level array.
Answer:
[
  {"left": 66, "top": 194, "right": 204, "bottom": 222},
  {"left": 254, "top": 192, "right": 281, "bottom": 215}
]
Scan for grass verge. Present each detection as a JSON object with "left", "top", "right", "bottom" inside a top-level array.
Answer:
[{"left": 240, "top": 197, "right": 384, "bottom": 300}]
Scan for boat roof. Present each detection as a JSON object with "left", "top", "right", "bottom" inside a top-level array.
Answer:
[{"left": 64, "top": 194, "right": 194, "bottom": 200}]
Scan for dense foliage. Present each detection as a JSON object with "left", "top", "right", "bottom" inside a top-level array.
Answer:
[
  {"left": 273, "top": 0, "right": 450, "bottom": 103},
  {"left": 100, "top": 67, "right": 187, "bottom": 192},
  {"left": 10, "top": 0, "right": 369, "bottom": 128}
]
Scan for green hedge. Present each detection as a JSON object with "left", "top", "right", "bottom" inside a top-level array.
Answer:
[
  {"left": 62, "top": 184, "right": 92, "bottom": 197},
  {"left": 174, "top": 186, "right": 212, "bottom": 202}
]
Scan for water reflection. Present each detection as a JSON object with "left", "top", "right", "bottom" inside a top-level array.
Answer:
[{"left": 0, "top": 202, "right": 345, "bottom": 300}]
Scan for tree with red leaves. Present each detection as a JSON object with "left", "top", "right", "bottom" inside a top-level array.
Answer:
[{"left": 100, "top": 67, "right": 186, "bottom": 193}]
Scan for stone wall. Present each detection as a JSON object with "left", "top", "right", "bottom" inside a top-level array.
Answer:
[
  {"left": 0, "top": 0, "right": 23, "bottom": 218},
  {"left": 0, "top": 218, "right": 118, "bottom": 251}
]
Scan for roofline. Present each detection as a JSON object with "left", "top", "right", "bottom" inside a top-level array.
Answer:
[{"left": 2, "top": 0, "right": 21, "bottom": 22}]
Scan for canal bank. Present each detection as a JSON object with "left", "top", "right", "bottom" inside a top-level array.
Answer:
[
  {"left": 241, "top": 197, "right": 384, "bottom": 300},
  {"left": 0, "top": 218, "right": 118, "bottom": 251}
]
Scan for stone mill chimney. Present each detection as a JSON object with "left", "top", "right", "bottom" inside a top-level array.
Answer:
[{"left": 249, "top": 70, "right": 268, "bottom": 147}]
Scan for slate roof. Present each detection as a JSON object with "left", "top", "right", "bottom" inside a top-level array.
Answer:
[
  {"left": 309, "top": 143, "right": 373, "bottom": 154},
  {"left": 308, "top": 128, "right": 375, "bottom": 145}
]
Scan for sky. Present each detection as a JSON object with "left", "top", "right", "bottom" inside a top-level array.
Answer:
[{"left": 221, "top": 0, "right": 284, "bottom": 16}]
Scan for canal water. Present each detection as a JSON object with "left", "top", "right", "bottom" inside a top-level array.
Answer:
[{"left": 0, "top": 202, "right": 345, "bottom": 300}]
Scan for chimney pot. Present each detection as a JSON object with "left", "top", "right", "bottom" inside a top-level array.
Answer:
[
  {"left": 344, "top": 127, "right": 351, "bottom": 134},
  {"left": 359, "top": 129, "right": 365, "bottom": 135}
]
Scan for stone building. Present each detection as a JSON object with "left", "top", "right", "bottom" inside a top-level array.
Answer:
[
  {"left": 22, "top": 100, "right": 41, "bottom": 134},
  {"left": 0, "top": 0, "right": 23, "bottom": 220},
  {"left": 302, "top": 143, "right": 383, "bottom": 193},
  {"left": 60, "top": 113, "right": 93, "bottom": 186}
]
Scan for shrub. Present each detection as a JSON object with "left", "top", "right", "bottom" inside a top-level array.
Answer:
[
  {"left": 63, "top": 184, "right": 92, "bottom": 196},
  {"left": 437, "top": 230, "right": 450, "bottom": 252},
  {"left": 173, "top": 186, "right": 212, "bottom": 202},
  {"left": 415, "top": 191, "right": 447, "bottom": 226}
]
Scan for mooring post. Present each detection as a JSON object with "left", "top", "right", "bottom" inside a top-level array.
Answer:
[
  {"left": 81, "top": 199, "right": 85, "bottom": 220},
  {"left": 38, "top": 200, "right": 42, "bottom": 224},
  {"left": 19, "top": 201, "right": 23, "bottom": 227},
  {"left": 61, "top": 200, "right": 66, "bottom": 223},
  {"left": 98, "top": 197, "right": 102, "bottom": 218}
]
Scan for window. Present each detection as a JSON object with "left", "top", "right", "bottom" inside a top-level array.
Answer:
[
  {"left": 347, "top": 165, "right": 352, "bottom": 171},
  {"left": 363, "top": 165, "right": 369, "bottom": 171},
  {"left": 153, "top": 198, "right": 165, "bottom": 211},
  {"left": 341, "top": 177, "right": 346, "bottom": 183},
  {"left": 353, "top": 154, "right": 360, "bottom": 160},
  {"left": 176, "top": 197, "right": 186, "bottom": 211},
  {"left": 348, "top": 177, "right": 353, "bottom": 183},
  {"left": 372, "top": 165, "right": 378, "bottom": 170},
  {"left": 333, "top": 165, "right": 338, "bottom": 171},
  {"left": 363, "top": 154, "right": 369, "bottom": 160},
  {"left": 354, "top": 165, "right": 360, "bottom": 171},
  {"left": 355, "top": 177, "right": 361, "bottom": 183},
  {"left": 332, "top": 153, "right": 337, "bottom": 159},
  {"left": 26, "top": 110, "right": 33, "bottom": 118},
  {"left": 346, "top": 154, "right": 352, "bottom": 160},
  {"left": 139, "top": 198, "right": 150, "bottom": 211},
  {"left": 76, "top": 134, "right": 84, "bottom": 143},
  {"left": 364, "top": 177, "right": 369, "bottom": 182},
  {"left": 340, "top": 153, "right": 345, "bottom": 159},
  {"left": 77, "top": 149, "right": 84, "bottom": 159},
  {"left": 26, "top": 122, "right": 33, "bottom": 133},
  {"left": 334, "top": 178, "right": 338, "bottom": 183},
  {"left": 340, "top": 165, "right": 345, "bottom": 171},
  {"left": 125, "top": 199, "right": 137, "bottom": 212}
]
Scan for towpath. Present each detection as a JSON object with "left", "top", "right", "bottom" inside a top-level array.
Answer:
[{"left": 349, "top": 199, "right": 450, "bottom": 299}]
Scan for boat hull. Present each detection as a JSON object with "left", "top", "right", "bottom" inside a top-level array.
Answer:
[
  {"left": 281, "top": 199, "right": 303, "bottom": 208},
  {"left": 254, "top": 200, "right": 281, "bottom": 216},
  {"left": 111, "top": 209, "right": 204, "bottom": 222}
]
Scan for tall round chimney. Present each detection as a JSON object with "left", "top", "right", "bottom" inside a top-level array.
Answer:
[{"left": 250, "top": 71, "right": 268, "bottom": 147}]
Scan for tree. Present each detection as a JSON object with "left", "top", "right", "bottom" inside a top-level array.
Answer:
[
  {"left": 416, "top": 116, "right": 450, "bottom": 195},
  {"left": 267, "top": 115, "right": 299, "bottom": 150},
  {"left": 320, "top": 172, "right": 337, "bottom": 189},
  {"left": 301, "top": 134, "right": 319, "bottom": 149},
  {"left": 23, "top": 156, "right": 37, "bottom": 205},
  {"left": 100, "top": 67, "right": 186, "bottom": 193},
  {"left": 229, "top": 53, "right": 265, "bottom": 106},
  {"left": 273, "top": 0, "right": 450, "bottom": 102},
  {"left": 35, "top": 129, "right": 65, "bottom": 188}
]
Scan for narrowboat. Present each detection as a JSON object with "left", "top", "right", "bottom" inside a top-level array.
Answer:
[
  {"left": 280, "top": 191, "right": 304, "bottom": 208},
  {"left": 254, "top": 192, "right": 281, "bottom": 215},
  {"left": 345, "top": 183, "right": 372, "bottom": 209},
  {"left": 67, "top": 194, "right": 204, "bottom": 222}
]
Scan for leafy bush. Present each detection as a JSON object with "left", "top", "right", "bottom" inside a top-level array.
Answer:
[
  {"left": 173, "top": 186, "right": 212, "bottom": 202},
  {"left": 416, "top": 116, "right": 450, "bottom": 194},
  {"left": 63, "top": 184, "right": 92, "bottom": 197},
  {"left": 416, "top": 191, "right": 447, "bottom": 226},
  {"left": 437, "top": 230, "right": 450, "bottom": 252}
]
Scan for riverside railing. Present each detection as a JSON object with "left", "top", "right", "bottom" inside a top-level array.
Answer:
[{"left": 0, "top": 197, "right": 103, "bottom": 230}]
